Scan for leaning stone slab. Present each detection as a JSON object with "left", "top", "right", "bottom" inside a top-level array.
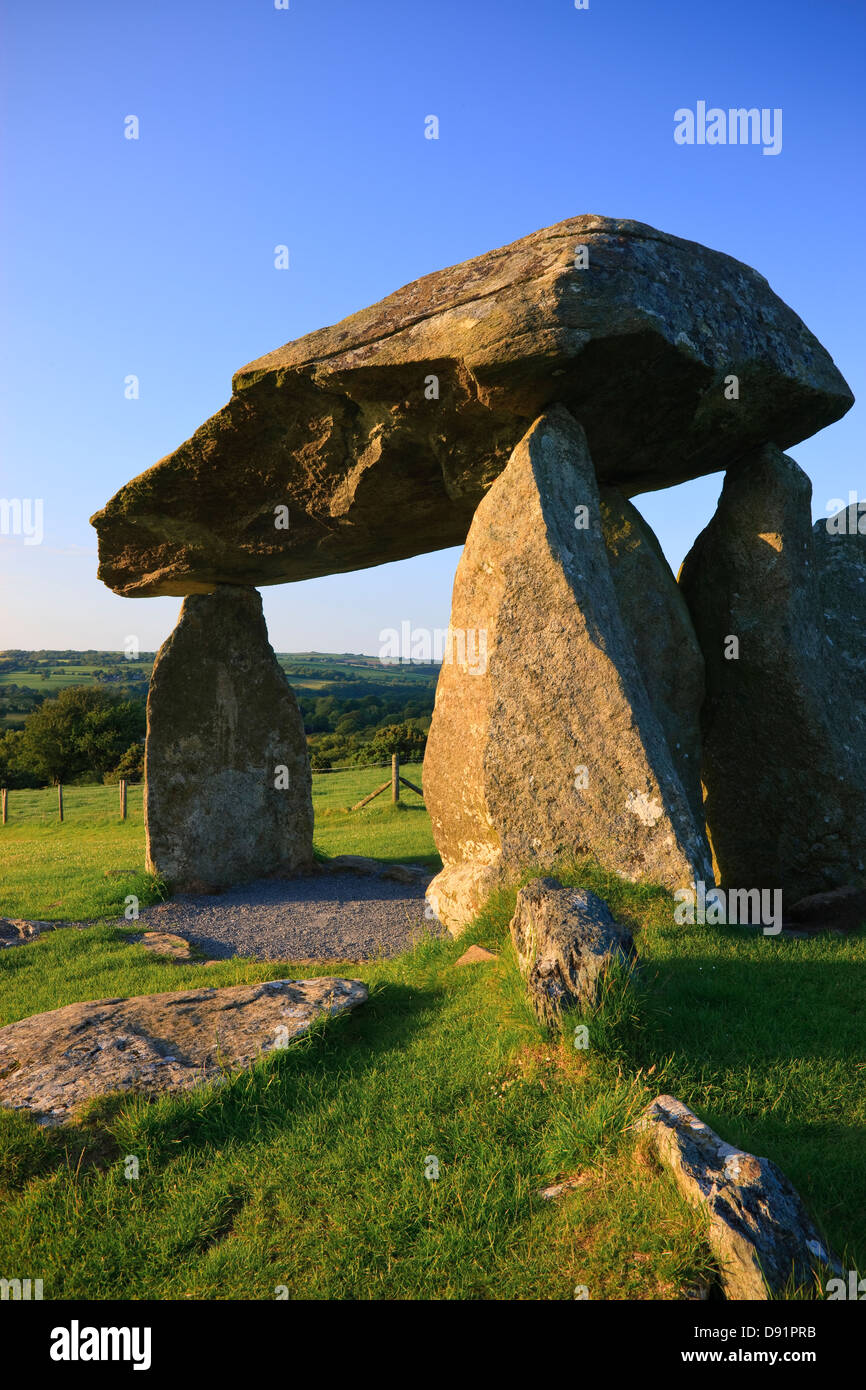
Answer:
[
  {"left": 680, "top": 445, "right": 866, "bottom": 901},
  {"left": 144, "top": 585, "right": 314, "bottom": 892},
  {"left": 637, "top": 1095, "right": 841, "bottom": 1300},
  {"left": 424, "top": 406, "right": 713, "bottom": 933},
  {"left": 510, "top": 878, "right": 636, "bottom": 1023},
  {"left": 90, "top": 215, "right": 852, "bottom": 597},
  {"left": 601, "top": 490, "right": 706, "bottom": 827},
  {"left": 0, "top": 978, "right": 367, "bottom": 1126}
]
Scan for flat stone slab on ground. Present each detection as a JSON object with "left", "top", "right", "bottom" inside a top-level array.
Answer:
[
  {"left": 319, "top": 855, "right": 431, "bottom": 885},
  {"left": 0, "top": 977, "right": 368, "bottom": 1126},
  {"left": 0, "top": 918, "right": 59, "bottom": 948},
  {"left": 130, "top": 932, "right": 198, "bottom": 961}
]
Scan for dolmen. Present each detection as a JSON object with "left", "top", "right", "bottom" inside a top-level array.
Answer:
[{"left": 91, "top": 216, "right": 858, "bottom": 926}]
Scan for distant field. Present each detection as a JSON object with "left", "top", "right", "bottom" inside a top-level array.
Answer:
[
  {"left": 0, "top": 765, "right": 437, "bottom": 920},
  {"left": 0, "top": 668, "right": 116, "bottom": 689},
  {"left": 0, "top": 651, "right": 438, "bottom": 689},
  {"left": 0, "top": 650, "right": 439, "bottom": 728}
]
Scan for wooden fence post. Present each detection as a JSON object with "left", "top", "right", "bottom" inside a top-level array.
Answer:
[
  {"left": 119, "top": 778, "right": 127, "bottom": 820},
  {"left": 1, "top": 787, "right": 7, "bottom": 824},
  {"left": 392, "top": 752, "right": 400, "bottom": 803},
  {"left": 58, "top": 783, "right": 64, "bottom": 822},
  {"left": 350, "top": 777, "right": 391, "bottom": 811}
]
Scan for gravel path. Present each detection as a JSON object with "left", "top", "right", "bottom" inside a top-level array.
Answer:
[{"left": 136, "top": 871, "right": 443, "bottom": 962}]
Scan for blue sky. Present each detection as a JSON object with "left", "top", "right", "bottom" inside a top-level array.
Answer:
[{"left": 1, "top": 0, "right": 863, "bottom": 654}]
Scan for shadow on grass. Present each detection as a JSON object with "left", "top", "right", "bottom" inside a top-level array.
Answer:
[
  {"left": 612, "top": 941, "right": 866, "bottom": 1267},
  {"left": 636, "top": 949, "right": 866, "bottom": 1066}
]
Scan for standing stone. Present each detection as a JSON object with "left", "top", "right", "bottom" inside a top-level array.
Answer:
[
  {"left": 601, "top": 490, "right": 706, "bottom": 827},
  {"left": 424, "top": 407, "right": 713, "bottom": 934},
  {"left": 813, "top": 506, "right": 866, "bottom": 721},
  {"left": 680, "top": 447, "right": 866, "bottom": 901},
  {"left": 145, "top": 586, "right": 313, "bottom": 891},
  {"left": 510, "top": 878, "right": 637, "bottom": 1024}
]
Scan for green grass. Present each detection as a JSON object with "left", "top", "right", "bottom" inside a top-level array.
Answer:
[
  {"left": 311, "top": 762, "right": 438, "bottom": 868},
  {"left": 0, "top": 766, "right": 437, "bottom": 920},
  {"left": 0, "top": 784, "right": 863, "bottom": 1300},
  {"left": 0, "top": 906, "right": 714, "bottom": 1300},
  {"left": 0, "top": 785, "right": 162, "bottom": 921}
]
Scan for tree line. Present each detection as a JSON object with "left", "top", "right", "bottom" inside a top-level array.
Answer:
[
  {"left": 0, "top": 682, "right": 433, "bottom": 787},
  {"left": 0, "top": 687, "right": 145, "bottom": 788}
]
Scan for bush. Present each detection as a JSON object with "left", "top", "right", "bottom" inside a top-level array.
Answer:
[
  {"left": 0, "top": 730, "right": 42, "bottom": 789},
  {"left": 103, "top": 742, "right": 145, "bottom": 784},
  {"left": 357, "top": 722, "right": 428, "bottom": 766},
  {"left": 17, "top": 687, "right": 145, "bottom": 785}
]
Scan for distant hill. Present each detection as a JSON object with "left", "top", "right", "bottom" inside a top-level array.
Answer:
[{"left": 0, "top": 651, "right": 438, "bottom": 768}]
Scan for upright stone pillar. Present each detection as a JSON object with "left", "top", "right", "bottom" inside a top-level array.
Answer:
[
  {"left": 144, "top": 585, "right": 313, "bottom": 891},
  {"left": 679, "top": 445, "right": 866, "bottom": 900},
  {"left": 423, "top": 407, "right": 713, "bottom": 934}
]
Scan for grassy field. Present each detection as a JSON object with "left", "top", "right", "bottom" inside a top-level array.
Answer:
[
  {"left": 0, "top": 775, "right": 864, "bottom": 1299},
  {"left": 0, "top": 888, "right": 714, "bottom": 1300},
  {"left": 0, "top": 765, "right": 436, "bottom": 920}
]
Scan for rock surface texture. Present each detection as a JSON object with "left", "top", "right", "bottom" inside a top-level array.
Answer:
[
  {"left": 680, "top": 446, "right": 866, "bottom": 901},
  {"left": 813, "top": 507, "right": 866, "bottom": 722},
  {"left": 601, "top": 489, "right": 706, "bottom": 826},
  {"left": 0, "top": 978, "right": 367, "bottom": 1125},
  {"left": 424, "top": 407, "right": 713, "bottom": 933},
  {"left": 509, "top": 878, "right": 636, "bottom": 1023},
  {"left": 0, "top": 919, "right": 58, "bottom": 948},
  {"left": 90, "top": 215, "right": 853, "bottom": 597},
  {"left": 144, "top": 585, "right": 313, "bottom": 892},
  {"left": 637, "top": 1095, "right": 840, "bottom": 1300}
]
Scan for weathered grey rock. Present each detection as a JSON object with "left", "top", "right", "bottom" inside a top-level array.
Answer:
[
  {"left": 320, "top": 854, "right": 429, "bottom": 885},
  {"left": 786, "top": 885, "right": 866, "bottom": 934},
  {"left": 813, "top": 508, "right": 866, "bottom": 719},
  {"left": 144, "top": 586, "right": 313, "bottom": 892},
  {"left": 637, "top": 1094, "right": 841, "bottom": 1300},
  {"left": 601, "top": 489, "right": 706, "bottom": 826},
  {"left": 424, "top": 407, "right": 713, "bottom": 933},
  {"left": 0, "top": 977, "right": 367, "bottom": 1125},
  {"left": 680, "top": 446, "right": 866, "bottom": 900},
  {"left": 0, "top": 919, "right": 58, "bottom": 948},
  {"left": 510, "top": 878, "right": 636, "bottom": 1023},
  {"left": 90, "top": 216, "right": 852, "bottom": 597}
]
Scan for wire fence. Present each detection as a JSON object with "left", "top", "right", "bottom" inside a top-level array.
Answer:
[{"left": 1, "top": 758, "right": 425, "bottom": 824}]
